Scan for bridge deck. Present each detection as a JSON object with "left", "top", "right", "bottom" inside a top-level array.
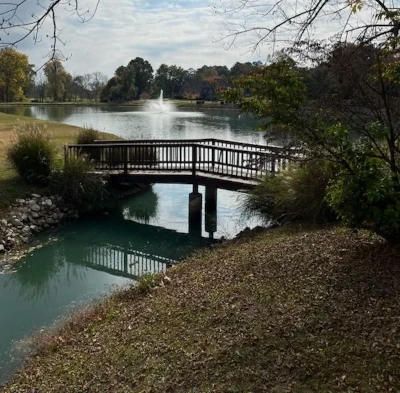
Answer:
[{"left": 66, "top": 138, "right": 294, "bottom": 189}]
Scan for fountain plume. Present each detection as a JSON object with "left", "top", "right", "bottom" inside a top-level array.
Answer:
[{"left": 145, "top": 89, "right": 176, "bottom": 113}]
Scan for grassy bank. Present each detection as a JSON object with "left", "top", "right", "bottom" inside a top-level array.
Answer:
[
  {"left": 2, "top": 226, "right": 400, "bottom": 392},
  {"left": 0, "top": 112, "right": 117, "bottom": 208}
]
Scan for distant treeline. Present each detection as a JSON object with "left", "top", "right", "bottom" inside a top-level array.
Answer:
[
  {"left": 0, "top": 49, "right": 265, "bottom": 103},
  {"left": 0, "top": 44, "right": 390, "bottom": 104}
]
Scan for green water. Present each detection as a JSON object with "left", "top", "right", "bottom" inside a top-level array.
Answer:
[
  {"left": 0, "top": 189, "right": 213, "bottom": 383},
  {"left": 0, "top": 105, "right": 263, "bottom": 383}
]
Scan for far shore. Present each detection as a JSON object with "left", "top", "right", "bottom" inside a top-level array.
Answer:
[{"left": 0, "top": 100, "right": 238, "bottom": 110}]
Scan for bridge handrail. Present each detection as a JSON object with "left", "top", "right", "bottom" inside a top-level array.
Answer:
[
  {"left": 91, "top": 138, "right": 292, "bottom": 153},
  {"left": 66, "top": 142, "right": 295, "bottom": 158}
]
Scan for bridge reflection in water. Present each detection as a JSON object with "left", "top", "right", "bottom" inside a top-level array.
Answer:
[{"left": 63, "top": 214, "right": 213, "bottom": 280}]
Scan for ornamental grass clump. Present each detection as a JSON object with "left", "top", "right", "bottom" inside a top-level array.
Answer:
[
  {"left": 243, "top": 160, "right": 335, "bottom": 225},
  {"left": 7, "top": 122, "right": 57, "bottom": 185},
  {"left": 50, "top": 154, "right": 110, "bottom": 212},
  {"left": 76, "top": 127, "right": 101, "bottom": 161},
  {"left": 76, "top": 127, "right": 100, "bottom": 144}
]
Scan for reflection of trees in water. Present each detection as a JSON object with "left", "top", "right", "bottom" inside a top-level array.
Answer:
[
  {"left": 31, "top": 105, "right": 72, "bottom": 122},
  {"left": 3, "top": 244, "right": 87, "bottom": 302},
  {"left": 122, "top": 188, "right": 159, "bottom": 224},
  {"left": 0, "top": 106, "right": 33, "bottom": 118}
]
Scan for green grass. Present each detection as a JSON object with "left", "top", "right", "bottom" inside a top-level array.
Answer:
[
  {"left": 3, "top": 226, "right": 400, "bottom": 392},
  {"left": 0, "top": 112, "right": 118, "bottom": 208}
]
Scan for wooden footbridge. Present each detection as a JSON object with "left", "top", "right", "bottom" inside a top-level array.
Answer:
[{"left": 65, "top": 138, "right": 293, "bottom": 190}]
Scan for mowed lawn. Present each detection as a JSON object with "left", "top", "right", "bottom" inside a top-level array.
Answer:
[{"left": 0, "top": 112, "right": 117, "bottom": 208}]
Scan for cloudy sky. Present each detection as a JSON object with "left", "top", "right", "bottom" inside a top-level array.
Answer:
[
  {"left": 7, "top": 0, "right": 278, "bottom": 78},
  {"left": 3, "top": 0, "right": 377, "bottom": 78}
]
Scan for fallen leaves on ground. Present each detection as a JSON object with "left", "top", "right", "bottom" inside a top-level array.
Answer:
[{"left": 2, "top": 226, "right": 400, "bottom": 393}]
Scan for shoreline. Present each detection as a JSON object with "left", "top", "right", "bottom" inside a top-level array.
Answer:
[
  {"left": 0, "top": 182, "right": 151, "bottom": 270},
  {"left": 0, "top": 101, "right": 239, "bottom": 110},
  {"left": 3, "top": 225, "right": 400, "bottom": 392}
]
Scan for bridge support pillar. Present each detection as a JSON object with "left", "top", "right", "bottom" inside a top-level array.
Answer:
[
  {"left": 188, "top": 191, "right": 202, "bottom": 237},
  {"left": 205, "top": 187, "right": 217, "bottom": 239}
]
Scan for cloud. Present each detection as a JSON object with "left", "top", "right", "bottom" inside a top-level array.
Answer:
[
  {"left": 12, "top": 0, "right": 270, "bottom": 77},
  {"left": 10, "top": 0, "right": 370, "bottom": 77}
]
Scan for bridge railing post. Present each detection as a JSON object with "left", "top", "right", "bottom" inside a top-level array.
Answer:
[
  {"left": 192, "top": 144, "right": 197, "bottom": 176},
  {"left": 211, "top": 140, "right": 215, "bottom": 170},
  {"left": 271, "top": 156, "right": 276, "bottom": 174},
  {"left": 124, "top": 145, "right": 128, "bottom": 175}
]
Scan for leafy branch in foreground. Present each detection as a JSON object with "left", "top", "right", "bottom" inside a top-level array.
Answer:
[{"left": 226, "top": 43, "right": 400, "bottom": 242}]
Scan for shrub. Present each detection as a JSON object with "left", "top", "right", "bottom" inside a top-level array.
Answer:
[
  {"left": 326, "top": 154, "right": 400, "bottom": 243},
  {"left": 136, "top": 273, "right": 159, "bottom": 294},
  {"left": 76, "top": 127, "right": 100, "bottom": 144},
  {"left": 7, "top": 122, "right": 57, "bottom": 185},
  {"left": 76, "top": 127, "right": 101, "bottom": 162},
  {"left": 50, "top": 155, "right": 111, "bottom": 212},
  {"left": 243, "top": 160, "right": 335, "bottom": 225}
]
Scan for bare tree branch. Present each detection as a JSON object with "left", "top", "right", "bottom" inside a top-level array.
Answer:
[
  {"left": 216, "top": 0, "right": 400, "bottom": 52},
  {"left": 0, "top": 0, "right": 100, "bottom": 69}
]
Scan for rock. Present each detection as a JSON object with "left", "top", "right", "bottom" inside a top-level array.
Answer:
[
  {"left": 46, "top": 218, "right": 55, "bottom": 225},
  {"left": 12, "top": 219, "right": 23, "bottom": 228},
  {"left": 20, "top": 213, "right": 28, "bottom": 222},
  {"left": 16, "top": 199, "right": 25, "bottom": 204},
  {"left": 31, "top": 193, "right": 41, "bottom": 198},
  {"left": 0, "top": 219, "right": 7, "bottom": 227},
  {"left": 163, "top": 275, "right": 172, "bottom": 285},
  {"left": 0, "top": 245, "right": 4, "bottom": 253},
  {"left": 45, "top": 199, "right": 53, "bottom": 207},
  {"left": 22, "top": 226, "right": 31, "bottom": 234},
  {"left": 30, "top": 204, "right": 40, "bottom": 212},
  {"left": 30, "top": 225, "right": 38, "bottom": 232},
  {"left": 31, "top": 212, "right": 39, "bottom": 218}
]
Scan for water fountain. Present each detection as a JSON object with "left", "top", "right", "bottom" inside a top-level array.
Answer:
[{"left": 144, "top": 90, "right": 176, "bottom": 113}]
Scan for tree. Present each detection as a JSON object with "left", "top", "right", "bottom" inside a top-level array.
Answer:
[
  {"left": 82, "top": 73, "right": 94, "bottom": 100},
  {"left": 0, "top": 1, "right": 100, "bottom": 63},
  {"left": 213, "top": 65, "right": 230, "bottom": 78},
  {"left": 44, "top": 59, "right": 72, "bottom": 102},
  {"left": 225, "top": 45, "right": 400, "bottom": 242},
  {"left": 34, "top": 72, "right": 48, "bottom": 102},
  {"left": 197, "top": 66, "right": 218, "bottom": 80},
  {"left": 219, "top": 0, "right": 400, "bottom": 51},
  {"left": 127, "top": 57, "right": 153, "bottom": 99},
  {"left": 230, "top": 62, "right": 260, "bottom": 78},
  {"left": 0, "top": 48, "right": 32, "bottom": 102},
  {"left": 70, "top": 75, "right": 85, "bottom": 102},
  {"left": 101, "top": 58, "right": 153, "bottom": 102},
  {"left": 90, "top": 72, "right": 108, "bottom": 102},
  {"left": 154, "top": 64, "right": 188, "bottom": 98}
]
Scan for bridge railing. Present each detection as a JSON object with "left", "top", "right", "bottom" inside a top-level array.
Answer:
[
  {"left": 65, "top": 139, "right": 295, "bottom": 180},
  {"left": 94, "top": 138, "right": 285, "bottom": 154},
  {"left": 83, "top": 244, "right": 175, "bottom": 279}
]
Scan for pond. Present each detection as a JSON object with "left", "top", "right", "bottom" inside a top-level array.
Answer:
[
  {"left": 0, "top": 104, "right": 263, "bottom": 143},
  {"left": 0, "top": 104, "right": 264, "bottom": 384}
]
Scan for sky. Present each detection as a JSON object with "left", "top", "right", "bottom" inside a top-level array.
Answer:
[
  {"left": 2, "top": 0, "right": 380, "bottom": 78},
  {"left": 7, "top": 0, "right": 275, "bottom": 78}
]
